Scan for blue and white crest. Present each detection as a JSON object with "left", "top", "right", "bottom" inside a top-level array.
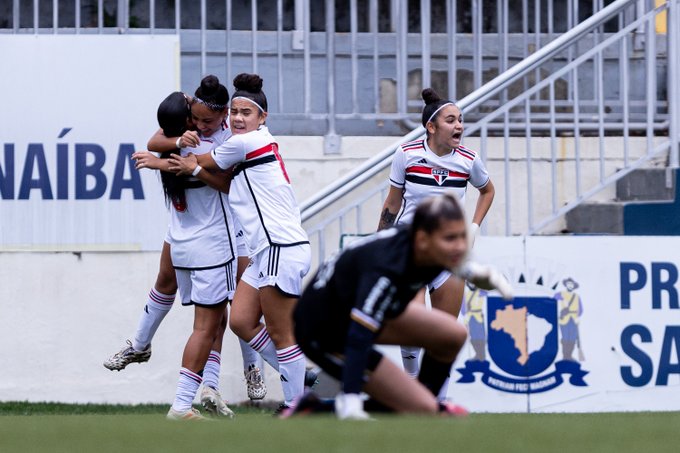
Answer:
[
  {"left": 457, "top": 266, "right": 589, "bottom": 394},
  {"left": 487, "top": 296, "right": 558, "bottom": 378}
]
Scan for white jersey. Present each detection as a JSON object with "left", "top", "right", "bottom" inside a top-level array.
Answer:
[
  {"left": 211, "top": 126, "right": 308, "bottom": 256},
  {"left": 169, "top": 124, "right": 237, "bottom": 269},
  {"left": 389, "top": 139, "right": 489, "bottom": 225}
]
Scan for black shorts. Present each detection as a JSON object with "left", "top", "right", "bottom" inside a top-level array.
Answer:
[{"left": 294, "top": 292, "right": 384, "bottom": 384}]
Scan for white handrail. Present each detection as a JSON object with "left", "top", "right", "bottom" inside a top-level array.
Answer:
[{"left": 299, "top": 0, "right": 638, "bottom": 222}]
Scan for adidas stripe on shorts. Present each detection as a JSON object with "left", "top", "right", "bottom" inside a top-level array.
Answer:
[
  {"left": 241, "top": 244, "right": 311, "bottom": 298},
  {"left": 176, "top": 260, "right": 236, "bottom": 306}
]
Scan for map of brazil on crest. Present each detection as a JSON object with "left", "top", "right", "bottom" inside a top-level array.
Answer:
[{"left": 487, "top": 297, "right": 558, "bottom": 377}]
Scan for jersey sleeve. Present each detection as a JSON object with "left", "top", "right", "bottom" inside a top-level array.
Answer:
[
  {"left": 211, "top": 137, "right": 246, "bottom": 170},
  {"left": 342, "top": 272, "right": 396, "bottom": 394},
  {"left": 469, "top": 155, "right": 490, "bottom": 189},
  {"left": 388, "top": 147, "right": 407, "bottom": 188}
]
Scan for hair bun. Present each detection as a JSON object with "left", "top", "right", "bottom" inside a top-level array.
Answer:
[
  {"left": 200, "top": 75, "right": 220, "bottom": 95},
  {"left": 233, "top": 73, "right": 263, "bottom": 93},
  {"left": 421, "top": 88, "right": 442, "bottom": 105}
]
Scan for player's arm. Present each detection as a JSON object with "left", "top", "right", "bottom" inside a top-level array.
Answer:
[
  {"left": 169, "top": 139, "right": 245, "bottom": 174},
  {"left": 131, "top": 151, "right": 172, "bottom": 171},
  {"left": 471, "top": 179, "right": 495, "bottom": 226},
  {"left": 168, "top": 152, "right": 233, "bottom": 193},
  {"left": 147, "top": 128, "right": 200, "bottom": 152},
  {"left": 377, "top": 185, "right": 403, "bottom": 231},
  {"left": 342, "top": 274, "right": 392, "bottom": 395}
]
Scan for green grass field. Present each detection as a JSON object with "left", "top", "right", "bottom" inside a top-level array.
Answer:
[{"left": 1, "top": 403, "right": 679, "bottom": 453}]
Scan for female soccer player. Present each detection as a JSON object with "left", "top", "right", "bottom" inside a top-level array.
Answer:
[
  {"left": 168, "top": 73, "right": 312, "bottom": 412},
  {"left": 293, "top": 193, "right": 511, "bottom": 419},
  {"left": 155, "top": 76, "right": 239, "bottom": 421},
  {"left": 105, "top": 86, "right": 267, "bottom": 404},
  {"left": 378, "top": 88, "right": 495, "bottom": 398}
]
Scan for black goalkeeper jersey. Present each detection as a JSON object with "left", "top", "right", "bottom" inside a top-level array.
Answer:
[{"left": 295, "top": 226, "right": 445, "bottom": 393}]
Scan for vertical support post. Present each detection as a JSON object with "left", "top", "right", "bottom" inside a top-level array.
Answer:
[
  {"left": 446, "top": 0, "right": 457, "bottom": 100},
  {"left": 420, "top": 0, "right": 431, "bottom": 91},
  {"left": 53, "top": 0, "right": 58, "bottom": 33},
  {"left": 200, "top": 0, "right": 206, "bottom": 76},
  {"left": 252, "top": 0, "right": 258, "bottom": 74},
  {"left": 277, "top": 0, "right": 284, "bottom": 111},
  {"left": 12, "top": 0, "right": 19, "bottom": 32},
  {"left": 669, "top": 0, "right": 680, "bottom": 167},
  {"left": 76, "top": 0, "right": 81, "bottom": 33},
  {"left": 324, "top": 0, "right": 341, "bottom": 154},
  {"left": 117, "top": 0, "right": 127, "bottom": 31},
  {"left": 292, "top": 0, "right": 305, "bottom": 50}
]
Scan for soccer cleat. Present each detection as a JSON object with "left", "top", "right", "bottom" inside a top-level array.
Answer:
[
  {"left": 280, "top": 390, "right": 335, "bottom": 418},
  {"left": 304, "top": 367, "right": 321, "bottom": 389},
  {"left": 200, "top": 386, "right": 235, "bottom": 418},
  {"left": 103, "top": 340, "right": 151, "bottom": 371},
  {"left": 166, "top": 407, "right": 211, "bottom": 421},
  {"left": 244, "top": 364, "right": 267, "bottom": 400},
  {"left": 273, "top": 403, "right": 290, "bottom": 417},
  {"left": 438, "top": 401, "right": 469, "bottom": 418}
]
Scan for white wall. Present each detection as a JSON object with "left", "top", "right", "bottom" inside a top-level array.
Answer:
[{"left": 3, "top": 236, "right": 680, "bottom": 412}]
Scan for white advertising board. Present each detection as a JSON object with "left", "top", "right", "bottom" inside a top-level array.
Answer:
[
  {"left": 0, "top": 35, "right": 179, "bottom": 251},
  {"left": 447, "top": 236, "right": 680, "bottom": 412}
]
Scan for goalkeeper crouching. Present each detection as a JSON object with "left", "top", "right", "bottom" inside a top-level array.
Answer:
[{"left": 289, "top": 193, "right": 512, "bottom": 419}]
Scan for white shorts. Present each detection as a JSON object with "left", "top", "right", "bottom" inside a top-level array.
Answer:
[
  {"left": 429, "top": 270, "right": 452, "bottom": 292},
  {"left": 241, "top": 244, "right": 311, "bottom": 297},
  {"left": 176, "top": 261, "right": 236, "bottom": 306}
]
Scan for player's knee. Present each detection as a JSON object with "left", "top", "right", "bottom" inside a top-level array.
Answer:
[
  {"left": 155, "top": 271, "right": 177, "bottom": 294},
  {"left": 229, "top": 312, "right": 248, "bottom": 339},
  {"left": 435, "top": 323, "right": 467, "bottom": 361},
  {"left": 265, "top": 323, "right": 294, "bottom": 348}
]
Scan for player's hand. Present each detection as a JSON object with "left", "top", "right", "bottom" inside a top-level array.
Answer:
[
  {"left": 131, "top": 151, "right": 162, "bottom": 170},
  {"left": 468, "top": 223, "right": 480, "bottom": 248},
  {"left": 177, "top": 131, "right": 200, "bottom": 148},
  {"left": 334, "top": 393, "right": 372, "bottom": 421},
  {"left": 460, "top": 262, "right": 513, "bottom": 300},
  {"left": 168, "top": 153, "right": 198, "bottom": 176}
]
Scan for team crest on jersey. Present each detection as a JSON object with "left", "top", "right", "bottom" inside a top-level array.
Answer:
[
  {"left": 457, "top": 264, "right": 588, "bottom": 394},
  {"left": 432, "top": 168, "right": 449, "bottom": 185}
]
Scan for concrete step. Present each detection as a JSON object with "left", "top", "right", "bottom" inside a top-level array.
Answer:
[
  {"left": 566, "top": 168, "right": 680, "bottom": 235},
  {"left": 566, "top": 202, "right": 624, "bottom": 234},
  {"left": 616, "top": 168, "right": 675, "bottom": 201}
]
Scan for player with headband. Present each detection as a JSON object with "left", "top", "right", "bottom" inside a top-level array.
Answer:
[
  {"left": 168, "top": 73, "right": 312, "bottom": 415},
  {"left": 377, "top": 88, "right": 495, "bottom": 401}
]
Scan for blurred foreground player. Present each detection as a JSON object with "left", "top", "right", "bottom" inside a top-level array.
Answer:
[{"left": 293, "top": 193, "right": 512, "bottom": 419}]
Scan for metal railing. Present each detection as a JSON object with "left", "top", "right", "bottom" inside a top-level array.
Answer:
[
  {"left": 2, "top": 0, "right": 655, "bottom": 138},
  {"left": 301, "top": 0, "right": 680, "bottom": 266}
]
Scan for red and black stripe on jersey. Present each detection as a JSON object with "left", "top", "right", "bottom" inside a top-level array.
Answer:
[
  {"left": 405, "top": 165, "right": 469, "bottom": 187},
  {"left": 455, "top": 146, "right": 476, "bottom": 161},
  {"left": 401, "top": 139, "right": 425, "bottom": 152},
  {"left": 233, "top": 143, "right": 290, "bottom": 184}
]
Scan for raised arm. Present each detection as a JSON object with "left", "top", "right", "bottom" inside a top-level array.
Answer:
[
  {"left": 147, "top": 128, "right": 201, "bottom": 153},
  {"left": 166, "top": 152, "right": 232, "bottom": 193}
]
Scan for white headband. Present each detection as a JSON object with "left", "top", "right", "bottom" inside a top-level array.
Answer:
[
  {"left": 427, "top": 101, "right": 455, "bottom": 124},
  {"left": 232, "top": 96, "right": 265, "bottom": 112},
  {"left": 194, "top": 96, "right": 227, "bottom": 110}
]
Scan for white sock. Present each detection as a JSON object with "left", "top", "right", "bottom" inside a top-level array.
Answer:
[
  {"left": 401, "top": 346, "right": 421, "bottom": 378},
  {"left": 132, "top": 288, "right": 175, "bottom": 351},
  {"left": 171, "top": 367, "right": 202, "bottom": 412},
  {"left": 248, "top": 328, "right": 279, "bottom": 372},
  {"left": 239, "top": 338, "right": 263, "bottom": 372},
  {"left": 277, "top": 344, "right": 306, "bottom": 406},
  {"left": 202, "top": 350, "right": 221, "bottom": 390}
]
